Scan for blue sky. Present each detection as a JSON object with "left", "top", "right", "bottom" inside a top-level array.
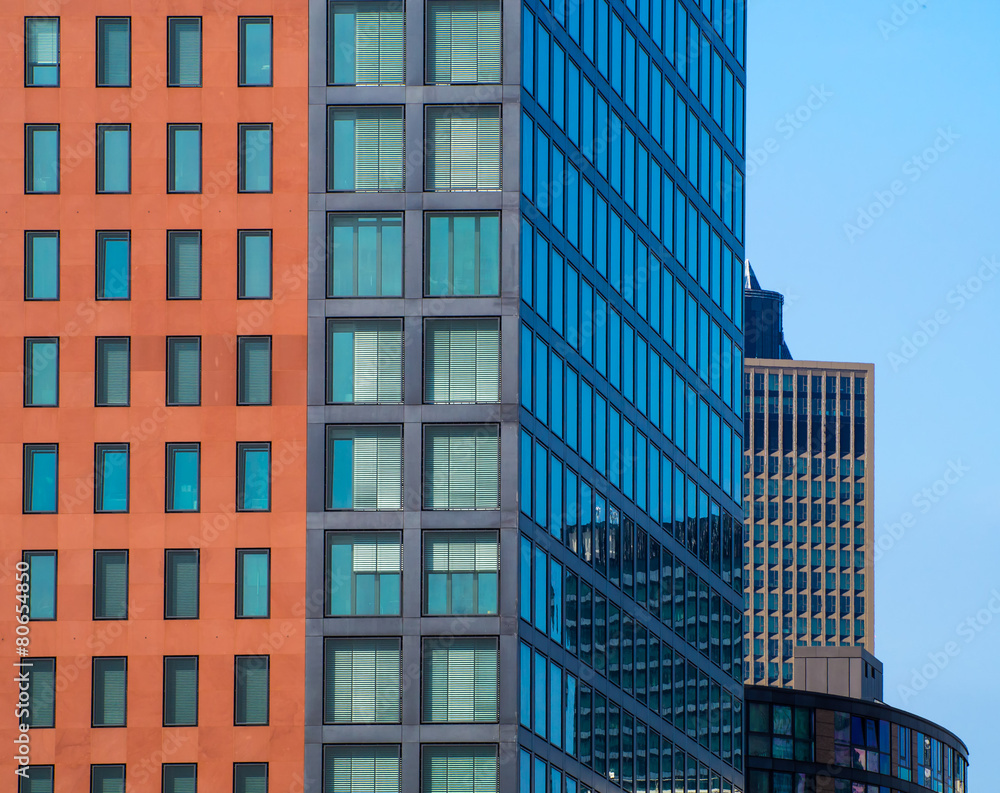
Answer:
[{"left": 745, "top": 1, "right": 1000, "bottom": 785}]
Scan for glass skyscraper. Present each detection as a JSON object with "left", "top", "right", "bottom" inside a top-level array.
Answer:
[{"left": 308, "top": 2, "right": 747, "bottom": 793}]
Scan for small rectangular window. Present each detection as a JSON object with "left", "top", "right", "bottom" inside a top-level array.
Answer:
[
  {"left": 168, "top": 18, "right": 202, "bottom": 86},
  {"left": 24, "top": 337, "right": 58, "bottom": 407},
  {"left": 328, "top": 2, "right": 404, "bottom": 85},
  {"left": 423, "top": 424, "right": 500, "bottom": 510},
  {"left": 326, "top": 213, "right": 403, "bottom": 297},
  {"left": 424, "top": 318, "right": 500, "bottom": 403},
  {"left": 91, "top": 658, "right": 127, "bottom": 726},
  {"left": 23, "top": 550, "right": 57, "bottom": 620},
  {"left": 95, "top": 443, "right": 129, "bottom": 513},
  {"left": 324, "top": 747, "right": 400, "bottom": 793},
  {"left": 235, "top": 656, "right": 269, "bottom": 725},
  {"left": 327, "top": 106, "right": 404, "bottom": 191},
  {"left": 94, "top": 550, "right": 128, "bottom": 620},
  {"left": 23, "top": 445, "right": 57, "bottom": 514},
  {"left": 422, "top": 637, "right": 498, "bottom": 722},
  {"left": 424, "top": 213, "right": 500, "bottom": 296},
  {"left": 236, "top": 549, "right": 270, "bottom": 618},
  {"left": 25, "top": 231, "right": 59, "bottom": 300},
  {"left": 423, "top": 532, "right": 498, "bottom": 615},
  {"left": 238, "top": 230, "right": 272, "bottom": 298},
  {"left": 17, "top": 766, "right": 53, "bottom": 793},
  {"left": 162, "top": 765, "right": 197, "bottom": 793},
  {"left": 166, "top": 336, "right": 201, "bottom": 405},
  {"left": 237, "top": 443, "right": 270, "bottom": 511},
  {"left": 234, "top": 764, "right": 268, "bottom": 793},
  {"left": 325, "top": 532, "right": 401, "bottom": 616},
  {"left": 425, "top": 105, "right": 501, "bottom": 191},
  {"left": 425, "top": 0, "right": 501, "bottom": 84},
  {"left": 325, "top": 425, "right": 403, "bottom": 510},
  {"left": 164, "top": 550, "right": 199, "bottom": 619},
  {"left": 166, "top": 443, "right": 200, "bottom": 512},
  {"left": 167, "top": 124, "right": 202, "bottom": 193},
  {"left": 95, "top": 337, "right": 130, "bottom": 406},
  {"left": 22, "top": 657, "right": 55, "bottom": 728},
  {"left": 96, "top": 232, "right": 130, "bottom": 300},
  {"left": 237, "top": 336, "right": 272, "bottom": 405},
  {"left": 422, "top": 746, "right": 498, "bottom": 793},
  {"left": 96, "top": 125, "right": 130, "bottom": 193},
  {"left": 239, "top": 17, "right": 272, "bottom": 86},
  {"left": 97, "top": 18, "right": 130, "bottom": 86},
  {"left": 167, "top": 230, "right": 202, "bottom": 299},
  {"left": 324, "top": 638, "right": 401, "bottom": 723},
  {"left": 25, "top": 125, "right": 59, "bottom": 193},
  {"left": 239, "top": 124, "right": 272, "bottom": 192},
  {"left": 26, "top": 18, "right": 59, "bottom": 86},
  {"left": 326, "top": 319, "right": 403, "bottom": 404},
  {"left": 91, "top": 764, "right": 126, "bottom": 792},
  {"left": 163, "top": 656, "right": 198, "bottom": 726}
]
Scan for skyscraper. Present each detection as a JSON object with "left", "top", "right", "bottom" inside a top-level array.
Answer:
[
  {"left": 742, "top": 272, "right": 874, "bottom": 689},
  {"left": 308, "top": 0, "right": 748, "bottom": 791}
]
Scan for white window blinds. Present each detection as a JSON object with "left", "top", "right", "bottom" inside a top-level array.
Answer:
[
  {"left": 422, "top": 638, "right": 498, "bottom": 722},
  {"left": 425, "top": 318, "right": 499, "bottom": 403},
  {"left": 324, "top": 746, "right": 401, "bottom": 793},
  {"left": 425, "top": 105, "right": 501, "bottom": 191},
  {"left": 329, "top": 3, "right": 404, "bottom": 85},
  {"left": 328, "top": 107, "right": 404, "bottom": 192},
  {"left": 423, "top": 425, "right": 500, "bottom": 510},
  {"left": 422, "top": 746, "right": 499, "bottom": 793},
  {"left": 326, "top": 426, "right": 403, "bottom": 510},
  {"left": 327, "top": 319, "right": 403, "bottom": 403},
  {"left": 324, "top": 638, "right": 400, "bottom": 723},
  {"left": 426, "top": 0, "right": 501, "bottom": 84}
]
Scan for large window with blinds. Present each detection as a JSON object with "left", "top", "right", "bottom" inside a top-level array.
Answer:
[
  {"left": 165, "top": 550, "right": 199, "bottom": 619},
  {"left": 327, "top": 213, "right": 403, "bottom": 297},
  {"left": 94, "top": 550, "right": 128, "bottom": 620},
  {"left": 167, "top": 18, "right": 202, "bottom": 86},
  {"left": 163, "top": 656, "right": 198, "bottom": 727},
  {"left": 235, "top": 656, "right": 269, "bottom": 725},
  {"left": 166, "top": 443, "right": 200, "bottom": 512},
  {"left": 23, "top": 657, "right": 55, "bottom": 728},
  {"left": 325, "top": 532, "right": 401, "bottom": 616},
  {"left": 423, "top": 746, "right": 499, "bottom": 793},
  {"left": 18, "top": 765, "right": 53, "bottom": 793},
  {"left": 425, "top": 0, "right": 501, "bottom": 84},
  {"left": 327, "top": 319, "right": 403, "bottom": 404},
  {"left": 25, "top": 18, "right": 59, "bottom": 86},
  {"left": 239, "top": 230, "right": 272, "bottom": 298},
  {"left": 92, "top": 657, "right": 127, "bottom": 727},
  {"left": 328, "top": 2, "right": 404, "bottom": 85},
  {"left": 25, "top": 125, "right": 59, "bottom": 193},
  {"left": 325, "top": 425, "right": 403, "bottom": 510},
  {"left": 422, "top": 637, "right": 498, "bottom": 722},
  {"left": 327, "top": 106, "right": 404, "bottom": 191},
  {"left": 324, "top": 746, "right": 401, "bottom": 793},
  {"left": 23, "top": 445, "right": 57, "bottom": 514},
  {"left": 96, "top": 337, "right": 130, "bottom": 406},
  {"left": 423, "top": 424, "right": 500, "bottom": 510},
  {"left": 424, "top": 212, "right": 499, "bottom": 296},
  {"left": 166, "top": 337, "right": 200, "bottom": 405},
  {"left": 95, "top": 443, "right": 129, "bottom": 512},
  {"left": 97, "top": 232, "right": 130, "bottom": 299},
  {"left": 236, "top": 549, "right": 270, "bottom": 618},
  {"left": 425, "top": 105, "right": 501, "bottom": 191},
  {"left": 423, "top": 532, "right": 498, "bottom": 615},
  {"left": 167, "top": 124, "right": 201, "bottom": 193},
  {"left": 24, "top": 338, "right": 58, "bottom": 407},
  {"left": 97, "top": 126, "right": 130, "bottom": 193},
  {"left": 167, "top": 230, "right": 201, "bottom": 299},
  {"left": 324, "top": 638, "right": 401, "bottom": 723},
  {"left": 91, "top": 765, "right": 125, "bottom": 792},
  {"left": 234, "top": 764, "right": 268, "bottom": 793},
  {"left": 25, "top": 231, "right": 59, "bottom": 300},
  {"left": 237, "top": 336, "right": 271, "bottom": 405},
  {"left": 237, "top": 443, "right": 270, "bottom": 511},
  {"left": 425, "top": 318, "right": 500, "bottom": 403},
  {"left": 162, "top": 765, "right": 197, "bottom": 793},
  {"left": 97, "top": 18, "right": 130, "bottom": 86},
  {"left": 23, "top": 551, "right": 57, "bottom": 620}
]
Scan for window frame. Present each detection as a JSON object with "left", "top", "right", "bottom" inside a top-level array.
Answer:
[
  {"left": 21, "top": 656, "right": 56, "bottom": 729},
  {"left": 238, "top": 123, "right": 273, "bottom": 193},
  {"left": 162, "top": 764, "right": 198, "bottom": 793},
  {"left": 326, "top": 105, "right": 405, "bottom": 192},
  {"left": 323, "top": 746, "right": 401, "bottom": 793},
  {"left": 326, "top": 212, "right": 404, "bottom": 298},
  {"left": 167, "top": 17, "right": 203, "bottom": 87},
  {"left": 325, "top": 317, "right": 404, "bottom": 405},
  {"left": 323, "top": 636, "right": 402, "bottom": 724},
  {"left": 166, "top": 229, "right": 202, "bottom": 300},
  {"left": 422, "top": 530, "right": 499, "bottom": 616},
  {"left": 237, "top": 335, "right": 273, "bottom": 406},
  {"left": 24, "top": 230, "right": 60, "bottom": 301},
  {"left": 162, "top": 655, "right": 199, "bottom": 727},
  {"left": 166, "top": 335, "right": 202, "bottom": 406},
  {"left": 165, "top": 442, "right": 201, "bottom": 513},
  {"left": 95, "top": 231, "right": 131, "bottom": 300},
  {"left": 234, "top": 655, "right": 270, "bottom": 726},
  {"left": 24, "top": 337, "right": 59, "bottom": 407},
  {"left": 238, "top": 229, "right": 273, "bottom": 299},
  {"left": 167, "top": 123, "right": 203, "bottom": 193},
  {"left": 423, "top": 317, "right": 501, "bottom": 403},
  {"left": 239, "top": 16, "right": 273, "bottom": 86},
  {"left": 17, "top": 765, "right": 53, "bottom": 793},
  {"left": 96, "top": 17, "right": 131, "bottom": 87},
  {"left": 324, "top": 424, "right": 404, "bottom": 511},
  {"left": 424, "top": 0, "right": 502, "bottom": 85},
  {"left": 236, "top": 442, "right": 271, "bottom": 512},
  {"left": 91, "top": 764, "right": 126, "bottom": 791},
  {"left": 93, "top": 549, "right": 129, "bottom": 621},
  {"left": 421, "top": 636, "right": 500, "bottom": 723},
  {"left": 91, "top": 658, "right": 127, "bottom": 728},
  {"left": 422, "top": 211, "right": 501, "bottom": 297},
  {"left": 96, "top": 124, "right": 131, "bottom": 194},
  {"left": 233, "top": 763, "right": 268, "bottom": 793},
  {"left": 324, "top": 531, "right": 402, "bottom": 617},
  {"left": 164, "top": 549, "right": 200, "bottom": 620},
  {"left": 95, "top": 336, "right": 131, "bottom": 407},
  {"left": 422, "top": 423, "right": 501, "bottom": 510},
  {"left": 236, "top": 548, "right": 271, "bottom": 619},
  {"left": 25, "top": 17, "right": 59, "bottom": 87},
  {"left": 23, "top": 444, "right": 58, "bottom": 515},
  {"left": 327, "top": 1, "right": 406, "bottom": 86},
  {"left": 424, "top": 104, "right": 502, "bottom": 191},
  {"left": 25, "top": 124, "right": 60, "bottom": 194},
  {"left": 22, "top": 550, "right": 58, "bottom": 620},
  {"left": 94, "top": 443, "right": 130, "bottom": 513}
]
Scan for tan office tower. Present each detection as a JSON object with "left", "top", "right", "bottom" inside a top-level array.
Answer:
[{"left": 741, "top": 267, "right": 874, "bottom": 687}]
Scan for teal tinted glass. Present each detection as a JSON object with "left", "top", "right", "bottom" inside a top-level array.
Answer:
[
  {"left": 168, "top": 18, "right": 201, "bottom": 86},
  {"left": 162, "top": 764, "right": 196, "bottom": 793},
  {"left": 163, "top": 657, "right": 198, "bottom": 725},
  {"left": 165, "top": 550, "right": 199, "bottom": 619},
  {"left": 27, "top": 126, "right": 59, "bottom": 192},
  {"left": 24, "top": 446, "right": 57, "bottom": 513},
  {"left": 168, "top": 126, "right": 201, "bottom": 192},
  {"left": 327, "top": 214, "right": 403, "bottom": 297},
  {"left": 240, "top": 18, "right": 272, "bottom": 85},
  {"left": 98, "top": 126, "right": 130, "bottom": 193},
  {"left": 239, "top": 126, "right": 272, "bottom": 192},
  {"left": 238, "top": 444, "right": 270, "bottom": 510},
  {"left": 234, "top": 764, "right": 267, "bottom": 793},
  {"left": 26, "top": 339, "right": 58, "bottom": 406},
  {"left": 96, "top": 446, "right": 129, "bottom": 512},
  {"left": 26, "top": 18, "right": 59, "bottom": 86},
  {"left": 424, "top": 213, "right": 500, "bottom": 295},
  {"left": 91, "top": 764, "right": 125, "bottom": 792},
  {"left": 167, "top": 445, "right": 199, "bottom": 511},
  {"left": 97, "top": 233, "right": 130, "bottom": 299},
  {"left": 94, "top": 551, "right": 128, "bottom": 619},
  {"left": 25, "top": 232, "right": 58, "bottom": 299},
  {"left": 239, "top": 231, "right": 272, "bottom": 298},
  {"left": 235, "top": 656, "right": 269, "bottom": 724},
  {"left": 238, "top": 551, "right": 269, "bottom": 617},
  {"left": 18, "top": 765, "right": 53, "bottom": 793},
  {"left": 26, "top": 552, "right": 56, "bottom": 619},
  {"left": 97, "top": 18, "right": 130, "bottom": 86}
]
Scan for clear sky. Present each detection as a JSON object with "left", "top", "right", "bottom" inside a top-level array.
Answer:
[{"left": 745, "top": 1, "right": 1000, "bottom": 785}]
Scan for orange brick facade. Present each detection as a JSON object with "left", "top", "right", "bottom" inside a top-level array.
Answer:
[{"left": 0, "top": 2, "right": 308, "bottom": 789}]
